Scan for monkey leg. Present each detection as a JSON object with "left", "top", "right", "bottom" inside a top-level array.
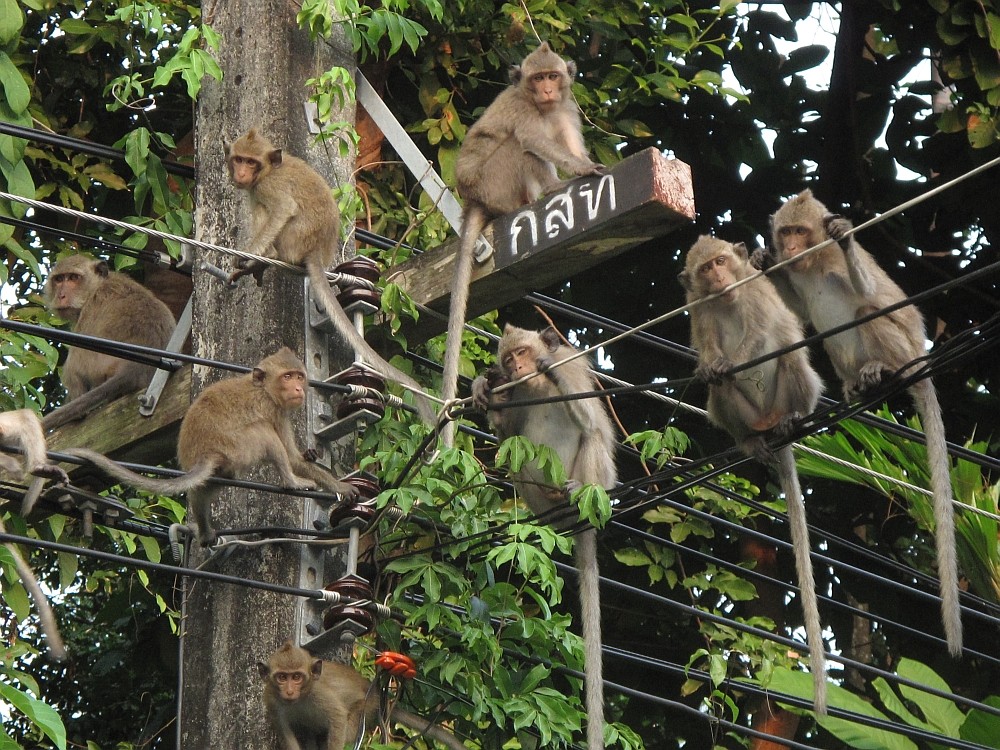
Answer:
[
  {"left": 188, "top": 485, "right": 223, "bottom": 547},
  {"left": 43, "top": 368, "right": 150, "bottom": 430},
  {"left": 30, "top": 463, "right": 69, "bottom": 483},
  {"left": 227, "top": 258, "right": 268, "bottom": 286},
  {"left": 0, "top": 454, "right": 21, "bottom": 475}
]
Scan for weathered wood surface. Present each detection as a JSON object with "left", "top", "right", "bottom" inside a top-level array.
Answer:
[
  {"left": 392, "top": 147, "right": 695, "bottom": 341},
  {"left": 46, "top": 366, "right": 191, "bottom": 479}
]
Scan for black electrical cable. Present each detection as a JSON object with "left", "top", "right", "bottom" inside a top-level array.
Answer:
[{"left": 0, "top": 122, "right": 194, "bottom": 178}]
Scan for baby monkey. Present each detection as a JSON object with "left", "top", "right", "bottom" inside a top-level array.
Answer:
[
  {"left": 440, "top": 43, "right": 604, "bottom": 446},
  {"left": 680, "top": 237, "right": 828, "bottom": 712},
  {"left": 0, "top": 409, "right": 69, "bottom": 514},
  {"left": 760, "top": 189, "right": 962, "bottom": 657},
  {"left": 259, "top": 640, "right": 466, "bottom": 750},
  {"left": 67, "top": 348, "right": 358, "bottom": 546},
  {"left": 224, "top": 129, "right": 433, "bottom": 423},
  {"left": 472, "top": 324, "right": 614, "bottom": 750}
]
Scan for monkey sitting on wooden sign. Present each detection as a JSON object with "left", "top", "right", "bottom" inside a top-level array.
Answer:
[
  {"left": 680, "top": 236, "right": 829, "bottom": 712},
  {"left": 223, "top": 129, "right": 434, "bottom": 424},
  {"left": 42, "top": 254, "right": 176, "bottom": 431},
  {"left": 259, "top": 640, "right": 466, "bottom": 750},
  {"left": 472, "top": 324, "right": 613, "bottom": 750},
  {"left": 67, "top": 347, "right": 359, "bottom": 546},
  {"left": 439, "top": 42, "right": 605, "bottom": 447}
]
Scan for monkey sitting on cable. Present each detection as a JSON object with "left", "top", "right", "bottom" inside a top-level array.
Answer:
[
  {"left": 757, "top": 189, "right": 962, "bottom": 658},
  {"left": 679, "top": 236, "right": 829, "bottom": 712},
  {"left": 0, "top": 409, "right": 69, "bottom": 514},
  {"left": 66, "top": 347, "right": 359, "bottom": 546},
  {"left": 472, "top": 324, "right": 613, "bottom": 750},
  {"left": 223, "top": 129, "right": 433, "bottom": 424},
  {"left": 439, "top": 43, "right": 605, "bottom": 447},
  {"left": 259, "top": 640, "right": 466, "bottom": 750},
  {"left": 42, "top": 254, "right": 176, "bottom": 431}
]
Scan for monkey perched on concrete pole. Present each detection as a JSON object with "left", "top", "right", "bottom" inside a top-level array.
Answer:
[
  {"left": 224, "top": 128, "right": 434, "bottom": 424},
  {"left": 760, "top": 189, "right": 962, "bottom": 658},
  {"left": 472, "top": 324, "right": 613, "bottom": 750},
  {"left": 680, "top": 236, "right": 828, "bottom": 712},
  {"left": 440, "top": 43, "right": 605, "bottom": 447}
]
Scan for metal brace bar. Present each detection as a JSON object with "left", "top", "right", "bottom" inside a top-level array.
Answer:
[{"left": 138, "top": 295, "right": 192, "bottom": 416}]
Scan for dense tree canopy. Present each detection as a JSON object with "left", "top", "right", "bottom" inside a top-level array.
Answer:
[{"left": 0, "top": 1, "right": 998, "bottom": 749}]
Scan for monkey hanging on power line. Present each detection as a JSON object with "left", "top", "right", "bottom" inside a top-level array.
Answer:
[
  {"left": 440, "top": 43, "right": 605, "bottom": 447},
  {"left": 472, "top": 324, "right": 613, "bottom": 750},
  {"left": 758, "top": 189, "right": 962, "bottom": 658},
  {"left": 680, "top": 236, "right": 829, "bottom": 712}
]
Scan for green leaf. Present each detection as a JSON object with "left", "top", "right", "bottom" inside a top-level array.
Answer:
[
  {"left": 961, "top": 695, "right": 1000, "bottom": 745},
  {"left": 0, "top": 52, "right": 29, "bottom": 114},
  {"left": 896, "top": 658, "right": 964, "bottom": 736},
  {"left": 0, "top": 0, "right": 24, "bottom": 44},
  {"left": 0, "top": 681, "right": 66, "bottom": 750}
]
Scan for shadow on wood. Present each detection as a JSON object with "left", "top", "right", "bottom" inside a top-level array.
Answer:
[{"left": 389, "top": 147, "right": 695, "bottom": 343}]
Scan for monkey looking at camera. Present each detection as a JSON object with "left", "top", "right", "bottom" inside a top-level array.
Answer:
[
  {"left": 472, "top": 324, "right": 613, "bottom": 750},
  {"left": 224, "top": 129, "right": 433, "bottom": 424},
  {"left": 67, "top": 347, "right": 359, "bottom": 546},
  {"left": 0, "top": 409, "right": 69, "bottom": 514},
  {"left": 259, "top": 640, "right": 466, "bottom": 750},
  {"left": 758, "top": 189, "right": 962, "bottom": 657},
  {"left": 42, "top": 254, "right": 176, "bottom": 431},
  {"left": 680, "top": 236, "right": 828, "bottom": 712},
  {"left": 439, "top": 43, "right": 605, "bottom": 447}
]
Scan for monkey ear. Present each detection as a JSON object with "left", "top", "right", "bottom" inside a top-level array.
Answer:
[
  {"left": 252, "top": 367, "right": 266, "bottom": 386},
  {"left": 565, "top": 60, "right": 577, "bottom": 78},
  {"left": 94, "top": 260, "right": 110, "bottom": 279},
  {"left": 508, "top": 64, "right": 523, "bottom": 85},
  {"left": 677, "top": 270, "right": 691, "bottom": 290},
  {"left": 310, "top": 659, "right": 323, "bottom": 678},
  {"left": 539, "top": 326, "right": 561, "bottom": 351},
  {"left": 268, "top": 149, "right": 283, "bottom": 168},
  {"left": 732, "top": 242, "right": 748, "bottom": 261},
  {"left": 257, "top": 662, "right": 270, "bottom": 679}
]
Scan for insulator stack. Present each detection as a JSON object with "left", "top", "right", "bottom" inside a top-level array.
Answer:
[{"left": 334, "top": 256, "right": 382, "bottom": 313}]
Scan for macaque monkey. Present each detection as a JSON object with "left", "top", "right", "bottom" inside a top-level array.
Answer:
[
  {"left": 440, "top": 43, "right": 605, "bottom": 446},
  {"left": 761, "top": 189, "right": 962, "bottom": 657},
  {"left": 679, "top": 237, "right": 828, "bottom": 712},
  {"left": 471, "top": 324, "right": 613, "bottom": 750},
  {"left": 0, "top": 410, "right": 68, "bottom": 659},
  {"left": 43, "top": 254, "right": 176, "bottom": 430},
  {"left": 66, "top": 348, "right": 359, "bottom": 546},
  {"left": 224, "top": 129, "right": 432, "bottom": 424},
  {"left": 0, "top": 409, "right": 69, "bottom": 514},
  {"left": 259, "top": 640, "right": 466, "bottom": 750}
]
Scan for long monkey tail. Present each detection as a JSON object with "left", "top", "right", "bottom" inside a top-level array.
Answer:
[
  {"left": 776, "top": 446, "right": 827, "bottom": 714},
  {"left": 439, "top": 205, "right": 488, "bottom": 448},
  {"left": 63, "top": 447, "right": 217, "bottom": 494},
  {"left": 574, "top": 527, "right": 605, "bottom": 750},
  {"left": 306, "top": 260, "right": 436, "bottom": 425},
  {"left": 910, "top": 378, "right": 962, "bottom": 656}
]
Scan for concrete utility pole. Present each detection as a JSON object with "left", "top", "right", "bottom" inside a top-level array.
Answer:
[{"left": 179, "top": 2, "right": 356, "bottom": 747}]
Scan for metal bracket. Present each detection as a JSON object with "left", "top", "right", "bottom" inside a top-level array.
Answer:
[{"left": 138, "top": 296, "right": 192, "bottom": 416}]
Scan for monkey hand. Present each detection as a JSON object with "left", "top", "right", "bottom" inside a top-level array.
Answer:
[
  {"left": 30, "top": 463, "right": 69, "bottom": 484},
  {"left": 695, "top": 357, "right": 734, "bottom": 385},
  {"left": 472, "top": 366, "right": 510, "bottom": 410},
  {"left": 228, "top": 259, "right": 268, "bottom": 286},
  {"left": 330, "top": 479, "right": 361, "bottom": 499},
  {"left": 301, "top": 447, "right": 320, "bottom": 463},
  {"left": 578, "top": 161, "right": 606, "bottom": 177},
  {"left": 823, "top": 213, "right": 854, "bottom": 250},
  {"left": 749, "top": 246, "right": 776, "bottom": 272}
]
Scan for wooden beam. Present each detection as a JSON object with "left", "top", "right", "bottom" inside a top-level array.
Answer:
[
  {"left": 47, "top": 366, "right": 191, "bottom": 479},
  {"left": 391, "top": 147, "right": 695, "bottom": 341}
]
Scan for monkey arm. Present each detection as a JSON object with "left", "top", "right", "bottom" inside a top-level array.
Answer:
[
  {"left": 247, "top": 193, "right": 298, "bottom": 258},
  {"left": 825, "top": 214, "right": 879, "bottom": 300},
  {"left": 516, "top": 126, "right": 602, "bottom": 178}
]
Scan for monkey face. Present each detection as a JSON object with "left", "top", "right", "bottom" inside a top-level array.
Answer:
[
  {"left": 228, "top": 155, "right": 261, "bottom": 189},
  {"left": 501, "top": 344, "right": 538, "bottom": 380},
  {"left": 276, "top": 370, "right": 307, "bottom": 409},
  {"left": 530, "top": 71, "right": 565, "bottom": 108},
  {"left": 47, "top": 271, "right": 86, "bottom": 320},
  {"left": 696, "top": 253, "right": 739, "bottom": 298},
  {"left": 777, "top": 225, "right": 816, "bottom": 269}
]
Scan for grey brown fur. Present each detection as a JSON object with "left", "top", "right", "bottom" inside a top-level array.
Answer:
[
  {"left": 680, "top": 236, "right": 828, "bottom": 712},
  {"left": 66, "top": 348, "right": 359, "bottom": 546},
  {"left": 472, "top": 324, "right": 613, "bottom": 750},
  {"left": 42, "top": 254, "right": 175, "bottom": 430},
  {"left": 761, "top": 189, "right": 961, "bottom": 657}
]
